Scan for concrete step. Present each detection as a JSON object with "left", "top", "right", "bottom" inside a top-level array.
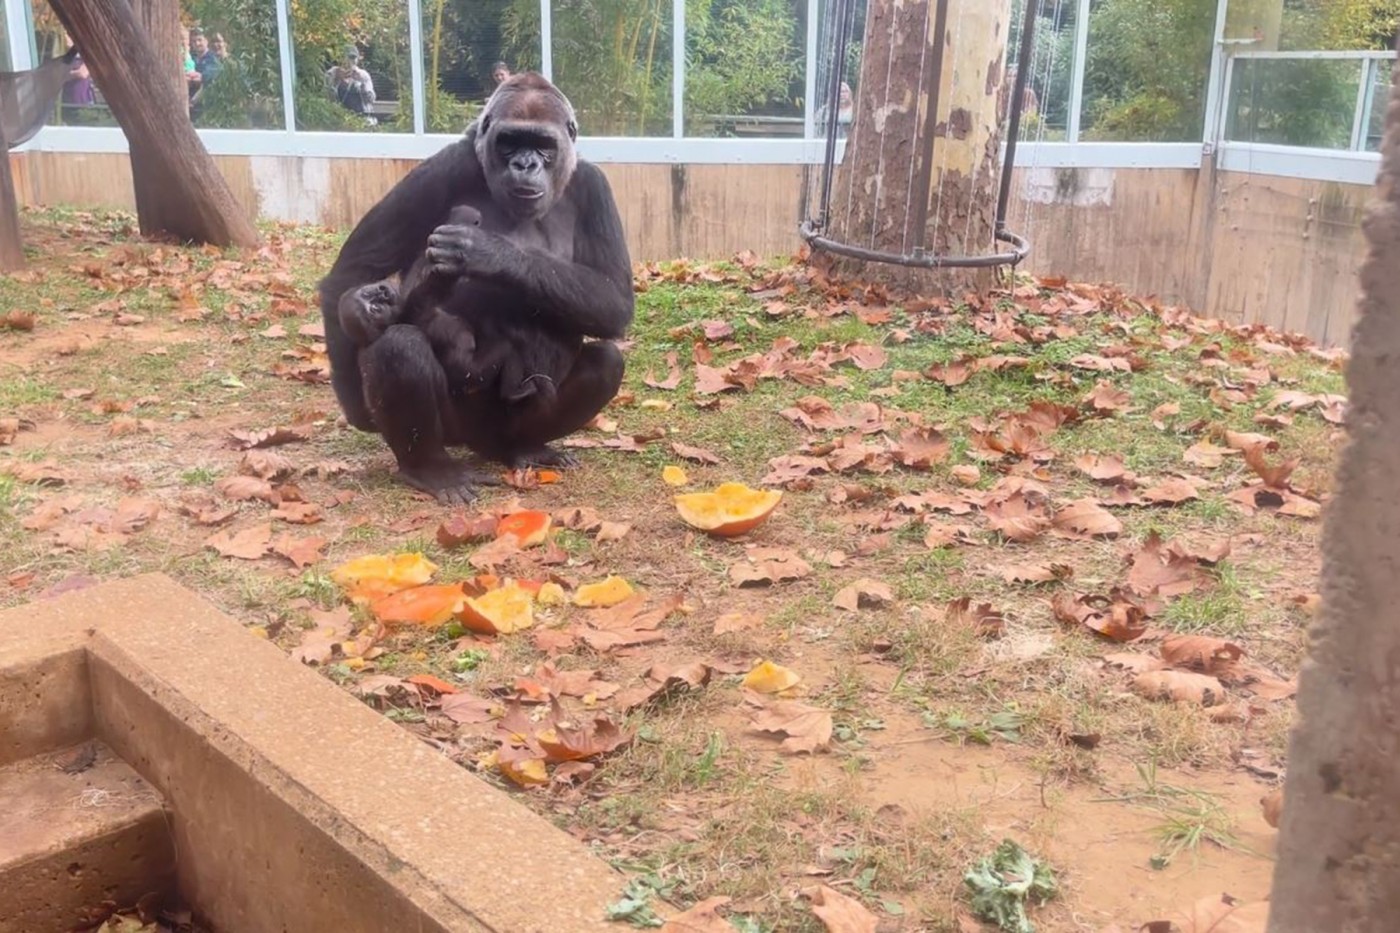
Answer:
[{"left": 0, "top": 741, "right": 176, "bottom": 933}]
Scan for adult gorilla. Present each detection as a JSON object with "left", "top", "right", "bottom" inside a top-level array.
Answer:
[{"left": 319, "top": 73, "right": 633, "bottom": 504}]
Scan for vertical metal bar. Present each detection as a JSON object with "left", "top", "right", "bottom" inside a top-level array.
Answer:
[
  {"left": 995, "top": 0, "right": 1040, "bottom": 232},
  {"left": 1350, "top": 59, "right": 1371, "bottom": 151},
  {"left": 1200, "top": 0, "right": 1230, "bottom": 153},
  {"left": 904, "top": 0, "right": 950, "bottom": 244},
  {"left": 1066, "top": 0, "right": 1090, "bottom": 142},
  {"left": 540, "top": 0, "right": 552, "bottom": 80},
  {"left": 815, "top": 0, "right": 854, "bottom": 227},
  {"left": 9, "top": 0, "right": 35, "bottom": 70},
  {"left": 802, "top": 0, "right": 820, "bottom": 139},
  {"left": 407, "top": 0, "right": 425, "bottom": 134},
  {"left": 672, "top": 0, "right": 685, "bottom": 138},
  {"left": 274, "top": 0, "right": 297, "bottom": 132}
]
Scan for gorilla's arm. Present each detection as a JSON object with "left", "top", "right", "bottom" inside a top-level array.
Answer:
[
  {"left": 318, "top": 138, "right": 484, "bottom": 426},
  {"left": 427, "top": 162, "right": 633, "bottom": 340}
]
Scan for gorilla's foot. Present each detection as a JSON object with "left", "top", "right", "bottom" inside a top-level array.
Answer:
[
  {"left": 395, "top": 458, "right": 499, "bottom": 506},
  {"left": 510, "top": 444, "right": 580, "bottom": 470}
]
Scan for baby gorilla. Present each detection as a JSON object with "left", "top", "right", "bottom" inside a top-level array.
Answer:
[{"left": 338, "top": 204, "right": 574, "bottom": 406}]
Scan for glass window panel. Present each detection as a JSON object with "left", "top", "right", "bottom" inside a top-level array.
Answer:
[
  {"left": 1364, "top": 60, "right": 1392, "bottom": 152},
  {"left": 1008, "top": 0, "right": 1079, "bottom": 142},
  {"left": 421, "top": 0, "right": 540, "bottom": 134},
  {"left": 1079, "top": 0, "right": 1216, "bottom": 142},
  {"left": 290, "top": 0, "right": 412, "bottom": 132},
  {"left": 685, "top": 0, "right": 804, "bottom": 138},
  {"left": 182, "top": 1, "right": 285, "bottom": 129},
  {"left": 30, "top": 0, "right": 118, "bottom": 126},
  {"left": 549, "top": 0, "right": 673, "bottom": 137},
  {"left": 808, "top": 0, "right": 865, "bottom": 142},
  {"left": 1, "top": 0, "right": 11, "bottom": 72},
  {"left": 1225, "top": 57, "right": 1362, "bottom": 149},
  {"left": 1224, "top": 0, "right": 1399, "bottom": 52}
]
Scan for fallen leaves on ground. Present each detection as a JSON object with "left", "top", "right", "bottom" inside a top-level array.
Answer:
[
  {"left": 1053, "top": 590, "right": 1148, "bottom": 642},
  {"left": 1139, "top": 892, "right": 1269, "bottom": 933},
  {"left": 205, "top": 523, "right": 273, "bottom": 560},
  {"left": 729, "top": 547, "right": 813, "bottom": 586},
  {"left": 807, "top": 885, "right": 879, "bottom": 933},
  {"left": 660, "top": 897, "right": 734, "bottom": 933},
  {"left": 571, "top": 593, "right": 684, "bottom": 651},
  {"left": 746, "top": 696, "right": 834, "bottom": 754},
  {"left": 832, "top": 578, "right": 894, "bottom": 611}
]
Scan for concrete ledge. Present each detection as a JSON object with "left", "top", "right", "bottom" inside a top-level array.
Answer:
[{"left": 0, "top": 575, "right": 628, "bottom": 933}]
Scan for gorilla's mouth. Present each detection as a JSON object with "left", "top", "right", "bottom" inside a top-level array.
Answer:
[{"left": 510, "top": 187, "right": 545, "bottom": 201}]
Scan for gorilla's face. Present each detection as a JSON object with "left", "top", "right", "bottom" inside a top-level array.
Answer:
[{"left": 475, "top": 75, "right": 579, "bottom": 221}]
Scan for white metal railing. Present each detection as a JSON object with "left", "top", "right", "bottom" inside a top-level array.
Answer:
[{"left": 0, "top": 0, "right": 1391, "bottom": 185}]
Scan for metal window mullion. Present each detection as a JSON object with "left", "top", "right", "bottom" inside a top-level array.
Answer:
[
  {"left": 1233, "top": 49, "right": 1397, "bottom": 61},
  {"left": 408, "top": 0, "right": 425, "bottom": 134},
  {"left": 802, "top": 0, "right": 819, "bottom": 139},
  {"left": 1066, "top": 0, "right": 1091, "bottom": 143},
  {"left": 540, "top": 0, "right": 552, "bottom": 80},
  {"left": 1200, "top": 0, "right": 1230, "bottom": 153},
  {"left": 1350, "top": 59, "right": 1372, "bottom": 151},
  {"left": 274, "top": 0, "right": 297, "bottom": 132},
  {"left": 8, "top": 0, "right": 33, "bottom": 70},
  {"left": 672, "top": 0, "right": 685, "bottom": 138}
]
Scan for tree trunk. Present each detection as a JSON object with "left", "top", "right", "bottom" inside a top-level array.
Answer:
[
  {"left": 0, "top": 133, "right": 24, "bottom": 272},
  {"left": 1266, "top": 73, "right": 1400, "bottom": 933},
  {"left": 822, "top": 0, "right": 1011, "bottom": 294},
  {"left": 47, "top": 0, "right": 258, "bottom": 248},
  {"left": 127, "top": 0, "right": 190, "bottom": 239}
]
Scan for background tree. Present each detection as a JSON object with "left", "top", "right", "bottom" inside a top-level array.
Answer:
[
  {"left": 822, "top": 0, "right": 1013, "bottom": 294},
  {"left": 46, "top": 0, "right": 258, "bottom": 248}
]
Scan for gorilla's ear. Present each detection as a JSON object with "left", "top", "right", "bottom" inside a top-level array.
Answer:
[
  {"left": 480, "top": 114, "right": 492, "bottom": 134},
  {"left": 566, "top": 119, "right": 578, "bottom": 141}
]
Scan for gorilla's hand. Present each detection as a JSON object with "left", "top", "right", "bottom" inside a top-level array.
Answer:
[{"left": 426, "top": 224, "right": 513, "bottom": 278}]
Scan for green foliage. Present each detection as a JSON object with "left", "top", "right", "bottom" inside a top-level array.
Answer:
[
  {"left": 1282, "top": 0, "right": 1400, "bottom": 50},
  {"left": 185, "top": 0, "right": 284, "bottom": 129},
  {"left": 964, "top": 839, "right": 1057, "bottom": 933},
  {"left": 685, "top": 0, "right": 801, "bottom": 131},
  {"left": 1227, "top": 58, "right": 1360, "bottom": 148},
  {"left": 1081, "top": 0, "right": 1217, "bottom": 142}
]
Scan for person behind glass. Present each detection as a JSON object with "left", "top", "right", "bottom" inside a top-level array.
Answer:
[
  {"left": 328, "top": 45, "right": 377, "bottom": 123},
  {"left": 188, "top": 27, "right": 223, "bottom": 119},
  {"left": 491, "top": 61, "right": 512, "bottom": 86},
  {"left": 183, "top": 43, "right": 199, "bottom": 114},
  {"left": 61, "top": 49, "right": 94, "bottom": 122},
  {"left": 211, "top": 33, "right": 231, "bottom": 65},
  {"left": 817, "top": 81, "right": 854, "bottom": 139}
]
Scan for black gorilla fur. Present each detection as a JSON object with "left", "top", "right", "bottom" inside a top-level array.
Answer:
[{"left": 320, "top": 73, "right": 633, "bottom": 504}]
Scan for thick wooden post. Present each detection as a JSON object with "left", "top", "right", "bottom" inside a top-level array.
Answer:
[
  {"left": 1266, "top": 62, "right": 1400, "bottom": 933},
  {"left": 47, "top": 0, "right": 258, "bottom": 248},
  {"left": 0, "top": 121, "right": 24, "bottom": 272}
]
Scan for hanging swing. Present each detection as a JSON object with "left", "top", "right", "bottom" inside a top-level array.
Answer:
[{"left": 2, "top": 48, "right": 81, "bottom": 149}]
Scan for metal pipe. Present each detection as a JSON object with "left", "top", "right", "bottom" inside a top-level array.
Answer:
[
  {"left": 906, "top": 0, "right": 950, "bottom": 243},
  {"left": 995, "top": 0, "right": 1040, "bottom": 234},
  {"left": 801, "top": 218, "right": 1029, "bottom": 268}
]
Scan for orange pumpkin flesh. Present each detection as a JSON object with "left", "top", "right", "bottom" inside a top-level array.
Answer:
[
  {"left": 371, "top": 583, "right": 467, "bottom": 628},
  {"left": 331, "top": 552, "right": 438, "bottom": 602},
  {"left": 675, "top": 483, "right": 782, "bottom": 537},
  {"left": 496, "top": 510, "right": 553, "bottom": 547},
  {"left": 458, "top": 580, "right": 536, "bottom": 635}
]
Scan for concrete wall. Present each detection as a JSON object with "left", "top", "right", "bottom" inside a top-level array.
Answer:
[{"left": 6, "top": 150, "right": 1370, "bottom": 347}]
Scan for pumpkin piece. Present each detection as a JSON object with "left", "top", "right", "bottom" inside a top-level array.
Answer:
[
  {"left": 331, "top": 552, "right": 437, "bottom": 602},
  {"left": 573, "top": 575, "right": 635, "bottom": 608},
  {"left": 675, "top": 483, "right": 782, "bottom": 537},
  {"left": 662, "top": 465, "right": 689, "bottom": 486},
  {"left": 496, "top": 510, "right": 552, "bottom": 547},
  {"left": 742, "top": 659, "right": 801, "bottom": 694},
  {"left": 458, "top": 581, "right": 536, "bottom": 635},
  {"left": 537, "top": 470, "right": 562, "bottom": 485},
  {"left": 536, "top": 582, "right": 567, "bottom": 606},
  {"left": 371, "top": 584, "right": 467, "bottom": 628}
]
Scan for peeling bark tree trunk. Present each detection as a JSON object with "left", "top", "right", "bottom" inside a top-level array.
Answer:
[
  {"left": 1266, "top": 72, "right": 1400, "bottom": 933},
  {"left": 128, "top": 0, "right": 190, "bottom": 238},
  {"left": 823, "top": 0, "right": 1011, "bottom": 294},
  {"left": 47, "top": 0, "right": 258, "bottom": 248},
  {"left": 0, "top": 134, "right": 24, "bottom": 271}
]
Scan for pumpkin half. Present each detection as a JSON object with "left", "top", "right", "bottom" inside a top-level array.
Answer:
[
  {"left": 458, "top": 580, "right": 536, "bottom": 635},
  {"left": 496, "top": 510, "right": 553, "bottom": 548},
  {"left": 371, "top": 583, "right": 467, "bottom": 628},
  {"left": 674, "top": 483, "right": 782, "bottom": 537}
]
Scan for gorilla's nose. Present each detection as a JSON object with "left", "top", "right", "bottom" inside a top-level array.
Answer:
[{"left": 510, "top": 153, "right": 542, "bottom": 173}]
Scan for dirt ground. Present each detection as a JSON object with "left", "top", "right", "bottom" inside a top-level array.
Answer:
[{"left": 0, "top": 209, "right": 1341, "bottom": 932}]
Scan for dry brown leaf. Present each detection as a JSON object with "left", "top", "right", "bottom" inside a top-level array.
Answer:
[
  {"left": 714, "top": 611, "right": 762, "bottom": 635},
  {"left": 1127, "top": 534, "right": 1204, "bottom": 598},
  {"left": 748, "top": 700, "right": 834, "bottom": 754},
  {"left": 1261, "top": 789, "right": 1283, "bottom": 829},
  {"left": 946, "top": 596, "right": 1006, "bottom": 638},
  {"left": 216, "top": 475, "right": 278, "bottom": 503},
  {"left": 833, "top": 578, "right": 895, "bottom": 611},
  {"left": 239, "top": 450, "right": 294, "bottom": 480},
  {"left": 228, "top": 425, "right": 311, "bottom": 449},
  {"left": 1000, "top": 563, "right": 1073, "bottom": 585},
  {"left": 808, "top": 885, "right": 879, "bottom": 933},
  {"left": 1133, "top": 670, "right": 1228, "bottom": 706},
  {"left": 204, "top": 523, "right": 273, "bottom": 560},
  {"left": 1243, "top": 444, "right": 1299, "bottom": 488},
  {"left": 271, "top": 534, "right": 327, "bottom": 569},
  {"left": 1146, "top": 892, "right": 1270, "bottom": 933},
  {"left": 729, "top": 547, "right": 813, "bottom": 586},
  {"left": 290, "top": 607, "right": 357, "bottom": 665},
  {"left": 1075, "top": 454, "right": 1128, "bottom": 484},
  {"left": 1165, "top": 535, "right": 1232, "bottom": 564},
  {"left": 984, "top": 493, "right": 1050, "bottom": 543},
  {"left": 1103, "top": 652, "right": 1170, "bottom": 674},
  {"left": 1053, "top": 499, "right": 1122, "bottom": 538},
  {"left": 1053, "top": 591, "right": 1147, "bottom": 642},
  {"left": 672, "top": 441, "right": 722, "bottom": 464},
  {"left": 1224, "top": 430, "right": 1278, "bottom": 454},
  {"left": 644, "top": 351, "right": 683, "bottom": 390},
  {"left": 271, "top": 502, "right": 323, "bottom": 525},
  {"left": 595, "top": 521, "right": 632, "bottom": 542},
  {"left": 1083, "top": 380, "right": 1132, "bottom": 413},
  {"left": 660, "top": 897, "right": 735, "bottom": 933},
  {"left": 951, "top": 464, "right": 981, "bottom": 486},
  {"left": 1143, "top": 477, "right": 1200, "bottom": 506},
  {"left": 436, "top": 512, "right": 499, "bottom": 548},
  {"left": 923, "top": 519, "right": 978, "bottom": 549},
  {"left": 1161, "top": 634, "right": 1245, "bottom": 674},
  {"left": 440, "top": 694, "right": 499, "bottom": 725},
  {"left": 893, "top": 426, "right": 949, "bottom": 469}
]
